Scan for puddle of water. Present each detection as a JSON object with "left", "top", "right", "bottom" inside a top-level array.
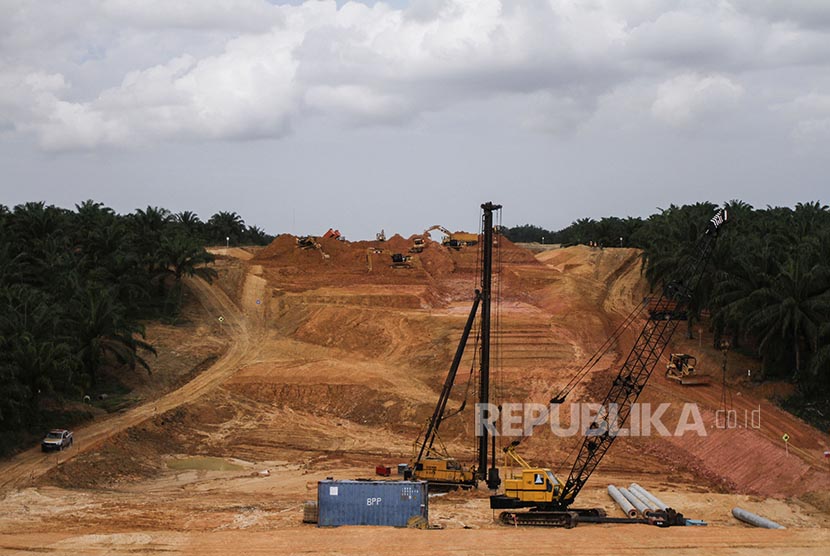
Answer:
[{"left": 167, "top": 456, "right": 243, "bottom": 471}]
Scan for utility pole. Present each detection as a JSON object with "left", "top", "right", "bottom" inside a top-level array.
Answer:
[{"left": 478, "top": 201, "right": 502, "bottom": 489}]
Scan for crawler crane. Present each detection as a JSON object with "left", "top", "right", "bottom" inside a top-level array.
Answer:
[{"left": 490, "top": 208, "right": 729, "bottom": 526}]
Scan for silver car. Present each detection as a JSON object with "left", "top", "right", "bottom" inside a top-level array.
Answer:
[{"left": 41, "top": 429, "right": 73, "bottom": 452}]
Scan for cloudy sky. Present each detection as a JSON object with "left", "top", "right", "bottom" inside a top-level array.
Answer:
[{"left": 2, "top": 0, "right": 829, "bottom": 239}]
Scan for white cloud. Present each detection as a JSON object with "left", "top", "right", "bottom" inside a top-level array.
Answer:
[
  {"left": 651, "top": 73, "right": 744, "bottom": 127},
  {"left": 0, "top": 67, "right": 68, "bottom": 133},
  {"left": 0, "top": 0, "right": 828, "bottom": 150}
]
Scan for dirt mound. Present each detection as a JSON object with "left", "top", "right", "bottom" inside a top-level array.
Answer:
[{"left": 250, "top": 233, "right": 540, "bottom": 298}]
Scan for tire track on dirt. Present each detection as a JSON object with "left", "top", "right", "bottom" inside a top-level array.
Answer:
[{"left": 0, "top": 276, "right": 254, "bottom": 494}]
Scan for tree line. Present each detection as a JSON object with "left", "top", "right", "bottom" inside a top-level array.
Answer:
[
  {"left": 502, "top": 217, "right": 644, "bottom": 247},
  {"left": 505, "top": 201, "right": 830, "bottom": 425},
  {"left": 0, "top": 201, "right": 272, "bottom": 453}
]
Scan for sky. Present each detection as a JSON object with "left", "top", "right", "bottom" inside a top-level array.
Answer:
[{"left": 1, "top": 0, "right": 829, "bottom": 240}]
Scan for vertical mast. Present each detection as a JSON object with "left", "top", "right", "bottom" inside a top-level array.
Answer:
[{"left": 478, "top": 201, "right": 502, "bottom": 487}]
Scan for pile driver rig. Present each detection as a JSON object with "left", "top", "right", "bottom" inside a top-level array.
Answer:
[{"left": 406, "top": 202, "right": 503, "bottom": 489}]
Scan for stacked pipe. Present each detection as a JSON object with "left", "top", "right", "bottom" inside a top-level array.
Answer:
[
  {"left": 630, "top": 483, "right": 669, "bottom": 511},
  {"left": 607, "top": 485, "right": 638, "bottom": 518},
  {"left": 619, "top": 487, "right": 655, "bottom": 517}
]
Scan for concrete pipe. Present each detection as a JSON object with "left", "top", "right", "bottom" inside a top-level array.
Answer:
[
  {"left": 607, "top": 485, "right": 638, "bottom": 518},
  {"left": 625, "top": 486, "right": 657, "bottom": 510},
  {"left": 732, "top": 507, "right": 785, "bottom": 530},
  {"left": 619, "top": 487, "right": 651, "bottom": 517},
  {"left": 630, "top": 483, "right": 668, "bottom": 511}
]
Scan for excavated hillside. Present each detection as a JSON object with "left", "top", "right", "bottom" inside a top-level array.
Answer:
[{"left": 1, "top": 236, "right": 828, "bottom": 555}]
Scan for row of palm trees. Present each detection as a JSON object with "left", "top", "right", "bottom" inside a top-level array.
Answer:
[
  {"left": 632, "top": 202, "right": 830, "bottom": 397},
  {"left": 503, "top": 216, "right": 643, "bottom": 247},
  {"left": 0, "top": 201, "right": 271, "bottom": 452}
]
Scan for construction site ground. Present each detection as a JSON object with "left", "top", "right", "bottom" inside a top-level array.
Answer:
[{"left": 1, "top": 237, "right": 828, "bottom": 555}]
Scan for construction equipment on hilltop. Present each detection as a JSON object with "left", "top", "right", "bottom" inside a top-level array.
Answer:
[
  {"left": 423, "top": 224, "right": 452, "bottom": 239},
  {"left": 390, "top": 253, "right": 413, "bottom": 269},
  {"left": 444, "top": 232, "right": 478, "bottom": 249},
  {"left": 410, "top": 237, "right": 425, "bottom": 253},
  {"left": 490, "top": 208, "right": 729, "bottom": 527},
  {"left": 366, "top": 247, "right": 383, "bottom": 271},
  {"left": 322, "top": 228, "right": 342, "bottom": 240},
  {"left": 296, "top": 235, "right": 330, "bottom": 259},
  {"left": 297, "top": 236, "right": 319, "bottom": 250},
  {"left": 376, "top": 229, "right": 386, "bottom": 242},
  {"left": 406, "top": 202, "right": 502, "bottom": 490},
  {"left": 666, "top": 353, "right": 710, "bottom": 386},
  {"left": 422, "top": 225, "right": 479, "bottom": 249}
]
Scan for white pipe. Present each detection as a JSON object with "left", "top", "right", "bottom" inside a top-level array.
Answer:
[
  {"left": 619, "top": 487, "right": 651, "bottom": 517},
  {"left": 630, "top": 483, "right": 668, "bottom": 511},
  {"left": 732, "top": 507, "right": 785, "bottom": 529},
  {"left": 607, "top": 485, "right": 638, "bottom": 518},
  {"left": 626, "top": 486, "right": 657, "bottom": 510}
]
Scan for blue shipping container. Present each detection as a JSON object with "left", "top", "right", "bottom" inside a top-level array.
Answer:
[{"left": 317, "top": 480, "right": 428, "bottom": 527}]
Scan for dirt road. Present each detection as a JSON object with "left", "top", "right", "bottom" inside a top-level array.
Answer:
[
  {"left": 1, "top": 526, "right": 828, "bottom": 556},
  {"left": 0, "top": 276, "right": 254, "bottom": 493}
]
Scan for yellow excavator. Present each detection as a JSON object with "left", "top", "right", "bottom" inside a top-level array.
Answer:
[
  {"left": 665, "top": 353, "right": 710, "bottom": 386},
  {"left": 422, "top": 225, "right": 479, "bottom": 249}
]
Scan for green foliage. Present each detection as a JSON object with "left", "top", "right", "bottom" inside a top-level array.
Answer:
[
  {"left": 0, "top": 199, "right": 270, "bottom": 446},
  {"left": 503, "top": 216, "right": 644, "bottom": 247},
  {"left": 639, "top": 201, "right": 830, "bottom": 399}
]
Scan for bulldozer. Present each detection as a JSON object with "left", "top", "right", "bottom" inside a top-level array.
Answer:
[
  {"left": 665, "top": 353, "right": 710, "bottom": 386},
  {"left": 390, "top": 253, "right": 413, "bottom": 269}
]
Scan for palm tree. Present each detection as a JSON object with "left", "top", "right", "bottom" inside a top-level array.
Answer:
[
  {"left": 208, "top": 211, "right": 245, "bottom": 245},
  {"left": 68, "top": 286, "right": 156, "bottom": 386},
  {"left": 129, "top": 206, "right": 173, "bottom": 264},
  {"left": 175, "top": 211, "right": 205, "bottom": 240},
  {"left": 742, "top": 246, "right": 829, "bottom": 380},
  {"left": 792, "top": 201, "right": 830, "bottom": 240},
  {"left": 245, "top": 225, "right": 270, "bottom": 245},
  {"left": 0, "top": 285, "right": 81, "bottom": 415},
  {"left": 158, "top": 233, "right": 217, "bottom": 314},
  {"left": 635, "top": 203, "right": 720, "bottom": 337}
]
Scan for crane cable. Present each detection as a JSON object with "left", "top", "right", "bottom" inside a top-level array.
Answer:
[
  {"left": 550, "top": 296, "right": 650, "bottom": 405},
  {"left": 508, "top": 294, "right": 651, "bottom": 460}
]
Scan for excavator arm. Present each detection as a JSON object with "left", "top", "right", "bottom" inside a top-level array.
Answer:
[{"left": 423, "top": 225, "right": 453, "bottom": 237}]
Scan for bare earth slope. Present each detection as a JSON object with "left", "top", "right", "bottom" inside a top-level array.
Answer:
[{"left": 1, "top": 240, "right": 828, "bottom": 555}]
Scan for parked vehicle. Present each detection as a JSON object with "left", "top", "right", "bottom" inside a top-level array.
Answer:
[{"left": 41, "top": 429, "right": 73, "bottom": 452}]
